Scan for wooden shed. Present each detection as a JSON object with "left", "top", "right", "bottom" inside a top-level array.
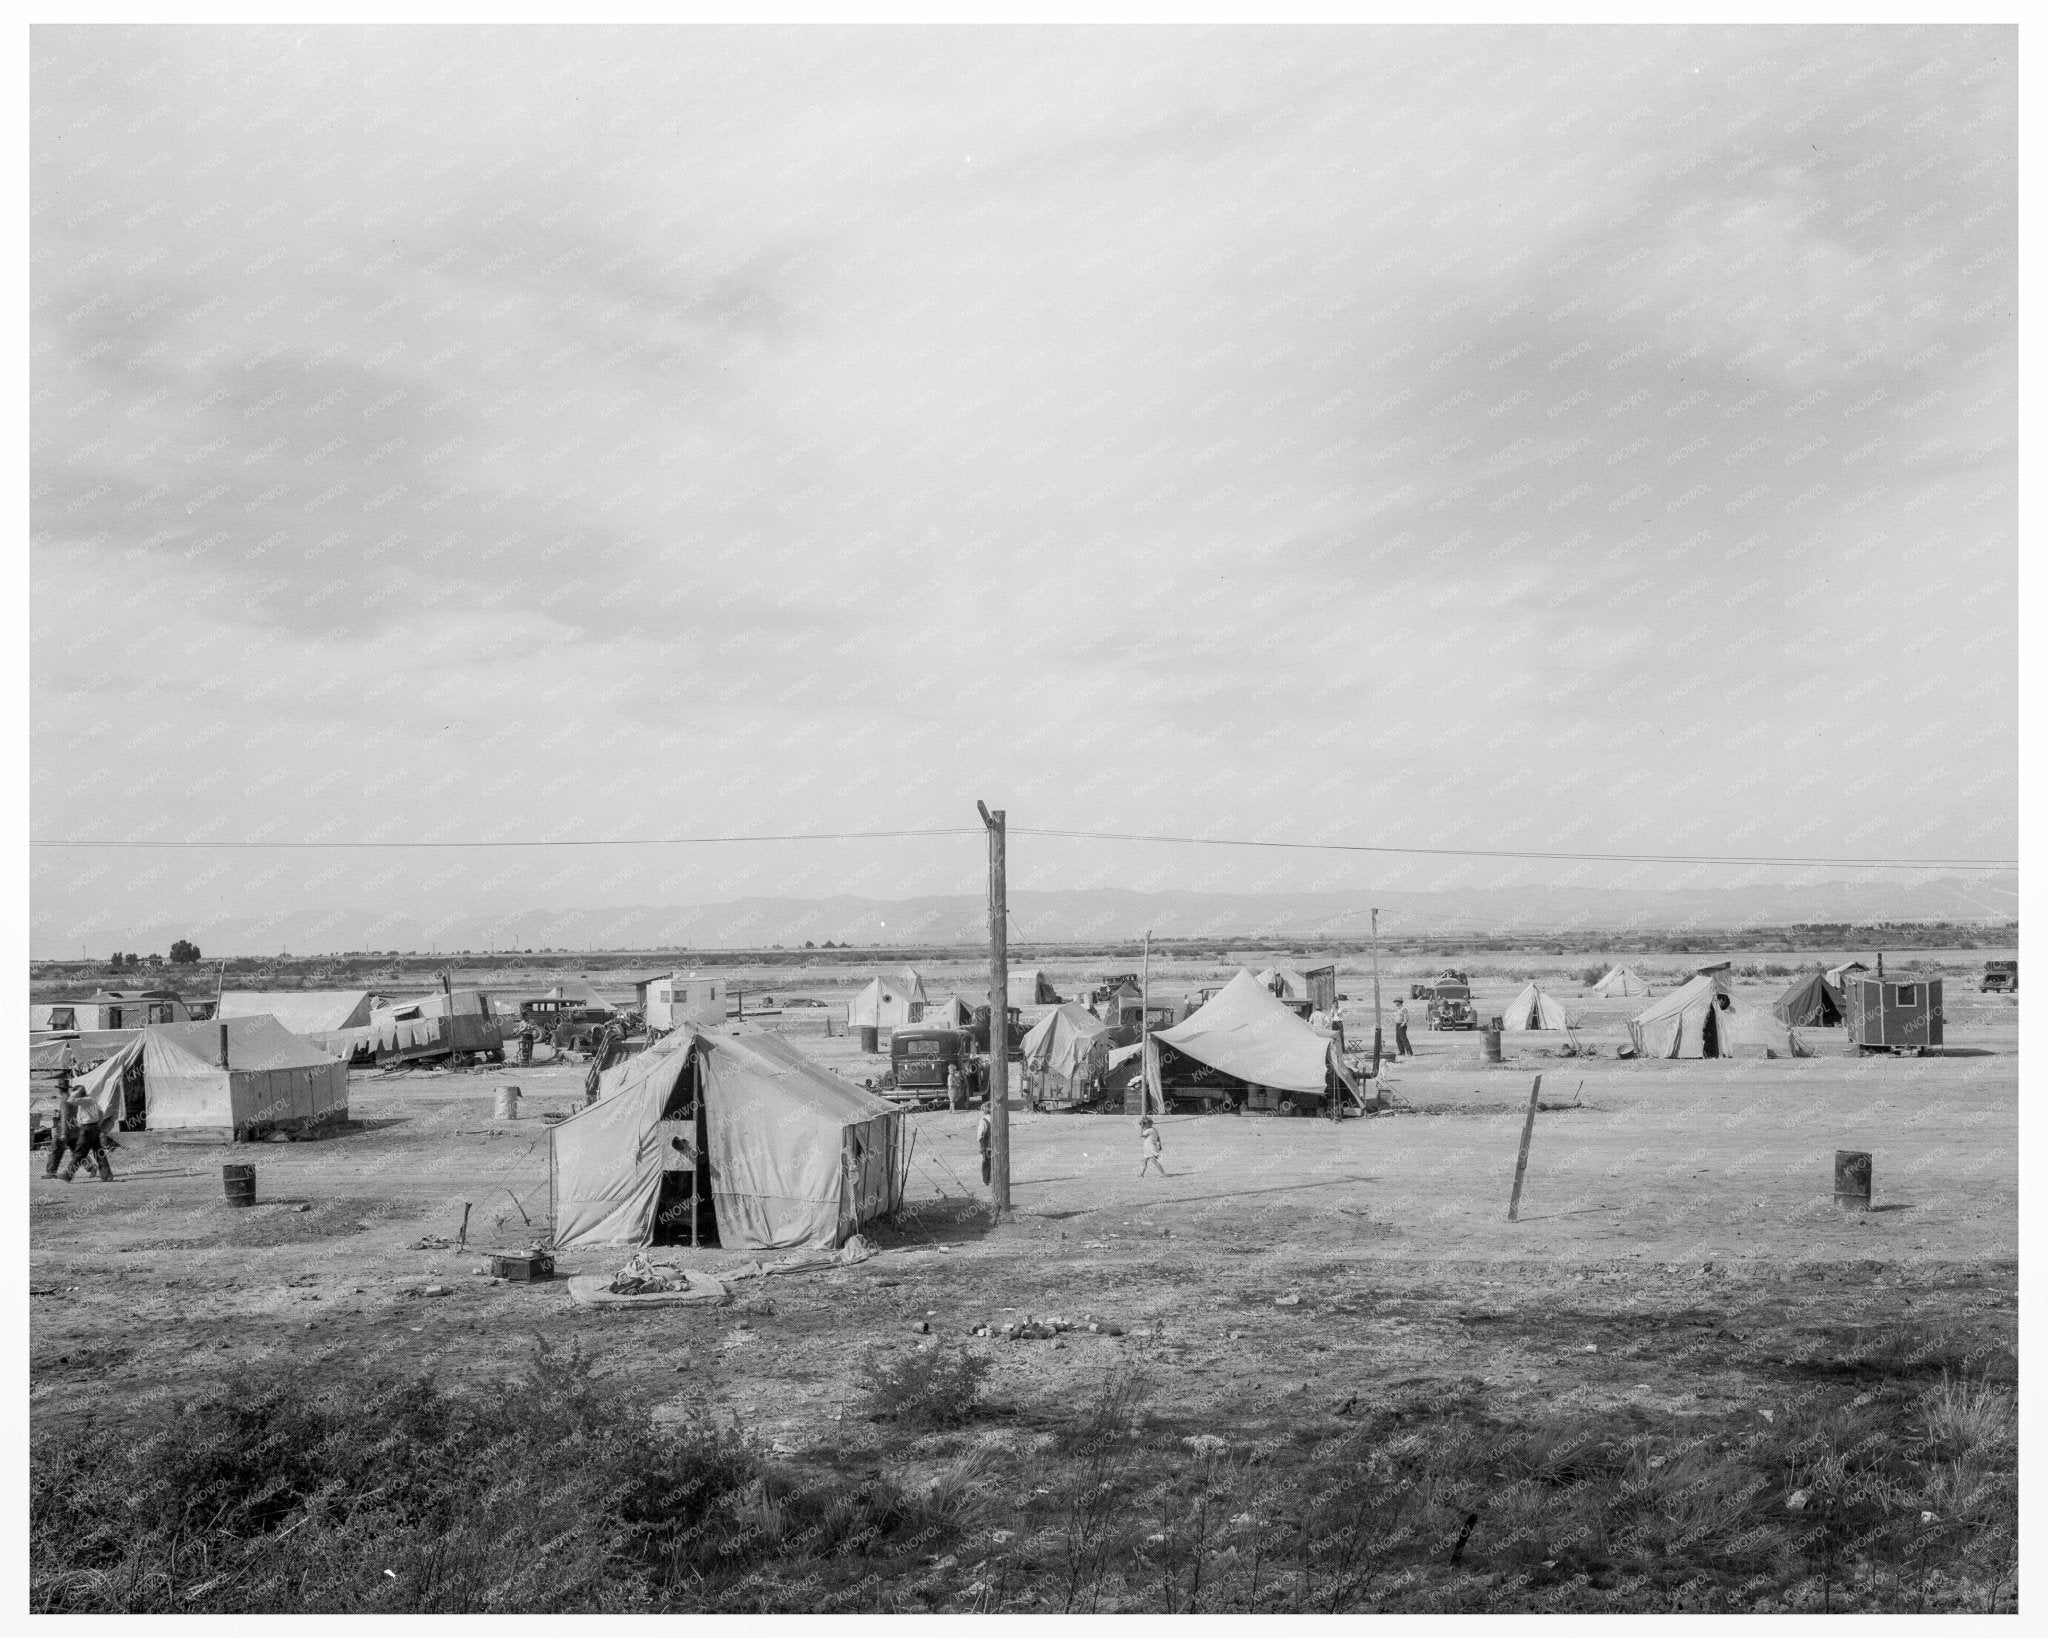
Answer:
[{"left": 1843, "top": 974, "right": 1943, "bottom": 1053}]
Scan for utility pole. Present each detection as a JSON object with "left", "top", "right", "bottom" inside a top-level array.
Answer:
[
  {"left": 1140, "top": 929, "right": 1152, "bottom": 1115},
  {"left": 977, "top": 801, "right": 1010, "bottom": 1215},
  {"left": 1370, "top": 908, "right": 1385, "bottom": 1081}
]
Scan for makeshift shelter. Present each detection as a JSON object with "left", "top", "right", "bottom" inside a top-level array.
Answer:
[
  {"left": 1627, "top": 974, "right": 1800, "bottom": 1060},
  {"left": 62, "top": 990, "right": 198, "bottom": 1030},
  {"left": 1825, "top": 961, "right": 1870, "bottom": 988},
  {"left": 845, "top": 970, "right": 927, "bottom": 1031},
  {"left": 367, "top": 989, "right": 502, "bottom": 1063},
  {"left": 1257, "top": 965, "right": 1339, "bottom": 1012},
  {"left": 923, "top": 994, "right": 973, "bottom": 1029},
  {"left": 129, "top": 1016, "right": 349, "bottom": 1135},
  {"left": 640, "top": 975, "right": 726, "bottom": 1032},
  {"left": 1843, "top": 973, "right": 1944, "bottom": 1052},
  {"left": 1592, "top": 966, "right": 1648, "bottom": 997},
  {"left": 1007, "top": 970, "right": 1061, "bottom": 1007},
  {"left": 1020, "top": 1003, "right": 1113, "bottom": 1106},
  {"left": 1501, "top": 982, "right": 1569, "bottom": 1031},
  {"left": 1145, "top": 969, "right": 1360, "bottom": 1114},
  {"left": 1773, "top": 971, "right": 1845, "bottom": 1028},
  {"left": 550, "top": 1025, "right": 902, "bottom": 1254}
]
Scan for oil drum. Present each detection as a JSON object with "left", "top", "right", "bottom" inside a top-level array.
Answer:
[{"left": 222, "top": 1163, "right": 256, "bottom": 1208}]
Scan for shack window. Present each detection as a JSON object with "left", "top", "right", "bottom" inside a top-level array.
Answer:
[
  {"left": 48, "top": 1008, "right": 75, "bottom": 1030},
  {"left": 1894, "top": 985, "right": 1917, "bottom": 1006}
]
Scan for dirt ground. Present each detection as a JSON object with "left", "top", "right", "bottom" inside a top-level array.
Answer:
[{"left": 31, "top": 970, "right": 2017, "bottom": 1473}]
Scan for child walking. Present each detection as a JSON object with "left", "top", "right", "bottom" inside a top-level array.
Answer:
[{"left": 1137, "top": 1115, "right": 1167, "bottom": 1178}]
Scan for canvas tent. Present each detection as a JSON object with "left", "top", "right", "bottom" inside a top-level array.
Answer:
[
  {"left": 1592, "top": 966, "right": 1648, "bottom": 997},
  {"left": 846, "top": 970, "right": 927, "bottom": 1031},
  {"left": 218, "top": 990, "right": 376, "bottom": 1057},
  {"left": 1020, "top": 1003, "right": 1112, "bottom": 1105},
  {"left": 131, "top": 1016, "right": 349, "bottom": 1134},
  {"left": 1824, "top": 961, "right": 1870, "bottom": 987},
  {"left": 1007, "top": 970, "right": 1061, "bottom": 1008},
  {"left": 1627, "top": 974, "right": 1800, "bottom": 1060},
  {"left": 923, "top": 994, "right": 973, "bottom": 1029},
  {"left": 1145, "top": 969, "right": 1360, "bottom": 1112},
  {"left": 550, "top": 1024, "right": 902, "bottom": 1254},
  {"left": 1501, "top": 982, "right": 1569, "bottom": 1031},
  {"left": 1773, "top": 971, "right": 1846, "bottom": 1027}
]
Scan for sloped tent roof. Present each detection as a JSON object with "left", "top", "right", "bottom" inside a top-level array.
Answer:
[
  {"left": 140, "top": 1016, "right": 350, "bottom": 1128},
  {"left": 1007, "top": 970, "right": 1060, "bottom": 1007},
  {"left": 219, "top": 991, "right": 376, "bottom": 1036},
  {"left": 1021, "top": 1003, "right": 1112, "bottom": 1094},
  {"left": 924, "top": 995, "right": 973, "bottom": 1028},
  {"left": 1501, "top": 982, "right": 1569, "bottom": 1030},
  {"left": 1824, "top": 962, "right": 1869, "bottom": 986},
  {"left": 551, "top": 1025, "right": 902, "bottom": 1254},
  {"left": 1255, "top": 968, "right": 1310, "bottom": 999},
  {"left": 846, "top": 969, "right": 928, "bottom": 1029},
  {"left": 1145, "top": 969, "right": 1360, "bottom": 1103},
  {"left": 1593, "top": 966, "right": 1648, "bottom": 997},
  {"left": 1773, "top": 971, "right": 1845, "bottom": 1027},
  {"left": 1627, "top": 974, "right": 1800, "bottom": 1060}
]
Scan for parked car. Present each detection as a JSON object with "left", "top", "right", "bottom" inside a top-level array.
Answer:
[{"left": 882, "top": 1027, "right": 985, "bottom": 1105}]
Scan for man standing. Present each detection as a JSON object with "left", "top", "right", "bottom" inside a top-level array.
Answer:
[
  {"left": 60, "top": 1086, "right": 114, "bottom": 1182},
  {"left": 1394, "top": 997, "right": 1414, "bottom": 1060},
  {"left": 946, "top": 1060, "right": 965, "bottom": 1112},
  {"left": 516, "top": 1022, "right": 536, "bottom": 1068}
]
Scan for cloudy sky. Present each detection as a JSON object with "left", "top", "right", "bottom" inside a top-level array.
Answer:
[{"left": 31, "top": 26, "right": 2016, "bottom": 955}]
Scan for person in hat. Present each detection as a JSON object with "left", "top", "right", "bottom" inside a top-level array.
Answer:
[
  {"left": 1393, "top": 997, "right": 1413, "bottom": 1060},
  {"left": 1137, "top": 1115, "right": 1167, "bottom": 1179}
]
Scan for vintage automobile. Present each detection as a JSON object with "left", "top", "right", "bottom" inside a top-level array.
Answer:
[
  {"left": 1426, "top": 970, "right": 1479, "bottom": 1030},
  {"left": 1981, "top": 960, "right": 2018, "bottom": 994},
  {"left": 517, "top": 999, "right": 617, "bottom": 1051},
  {"left": 882, "top": 1026, "right": 985, "bottom": 1105}
]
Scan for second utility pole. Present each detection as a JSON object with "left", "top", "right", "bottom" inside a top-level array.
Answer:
[{"left": 977, "top": 800, "right": 1010, "bottom": 1216}]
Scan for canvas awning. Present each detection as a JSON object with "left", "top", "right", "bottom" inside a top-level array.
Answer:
[{"left": 1144, "top": 969, "right": 1357, "bottom": 1104}]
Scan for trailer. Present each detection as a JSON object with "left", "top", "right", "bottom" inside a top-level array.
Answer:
[{"left": 1843, "top": 973, "right": 1944, "bottom": 1054}]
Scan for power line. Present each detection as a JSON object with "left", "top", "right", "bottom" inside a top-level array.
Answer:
[
  {"left": 29, "top": 827, "right": 978, "bottom": 850},
  {"left": 23, "top": 826, "right": 2015, "bottom": 873},
  {"left": 1011, "top": 827, "right": 2019, "bottom": 874}
]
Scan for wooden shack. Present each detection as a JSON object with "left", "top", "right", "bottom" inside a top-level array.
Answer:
[{"left": 1843, "top": 973, "right": 1943, "bottom": 1053}]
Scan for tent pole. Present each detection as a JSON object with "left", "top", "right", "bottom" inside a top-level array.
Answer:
[
  {"left": 1140, "top": 930, "right": 1151, "bottom": 1114},
  {"left": 1369, "top": 908, "right": 1384, "bottom": 1082},
  {"left": 691, "top": 1052, "right": 702, "bottom": 1250}
]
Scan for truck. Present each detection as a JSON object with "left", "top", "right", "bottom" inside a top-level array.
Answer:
[
  {"left": 1427, "top": 969, "right": 1479, "bottom": 1030},
  {"left": 1981, "top": 960, "right": 2018, "bottom": 994}
]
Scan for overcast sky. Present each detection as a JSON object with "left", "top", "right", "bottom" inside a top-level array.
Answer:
[{"left": 31, "top": 26, "right": 2016, "bottom": 955}]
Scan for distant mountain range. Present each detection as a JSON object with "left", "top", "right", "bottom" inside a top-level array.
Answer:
[{"left": 51, "top": 876, "right": 2018, "bottom": 958}]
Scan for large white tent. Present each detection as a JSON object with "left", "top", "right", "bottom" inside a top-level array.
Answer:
[
  {"left": 1144, "top": 969, "right": 1359, "bottom": 1111},
  {"left": 1020, "top": 1003, "right": 1112, "bottom": 1105},
  {"left": 1007, "top": 970, "right": 1061, "bottom": 1007},
  {"left": 119, "top": 1016, "right": 349, "bottom": 1134},
  {"left": 1592, "top": 966, "right": 1649, "bottom": 997},
  {"left": 1501, "top": 982, "right": 1569, "bottom": 1031},
  {"left": 550, "top": 1024, "right": 902, "bottom": 1254},
  {"left": 845, "top": 970, "right": 928, "bottom": 1031},
  {"left": 1627, "top": 974, "right": 1800, "bottom": 1060},
  {"left": 218, "top": 990, "right": 377, "bottom": 1057}
]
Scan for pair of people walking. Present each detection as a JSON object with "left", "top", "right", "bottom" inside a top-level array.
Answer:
[{"left": 44, "top": 1073, "right": 114, "bottom": 1183}]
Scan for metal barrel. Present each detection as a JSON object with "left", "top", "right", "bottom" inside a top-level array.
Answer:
[
  {"left": 222, "top": 1163, "right": 256, "bottom": 1208},
  {"left": 494, "top": 1085, "right": 521, "bottom": 1120},
  {"left": 1834, "top": 1150, "right": 1872, "bottom": 1211},
  {"left": 1483, "top": 1028, "right": 1503, "bottom": 1063},
  {"left": 859, "top": 1026, "right": 879, "bottom": 1054}
]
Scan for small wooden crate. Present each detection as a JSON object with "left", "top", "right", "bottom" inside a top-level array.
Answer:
[{"left": 489, "top": 1250, "right": 555, "bottom": 1282}]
